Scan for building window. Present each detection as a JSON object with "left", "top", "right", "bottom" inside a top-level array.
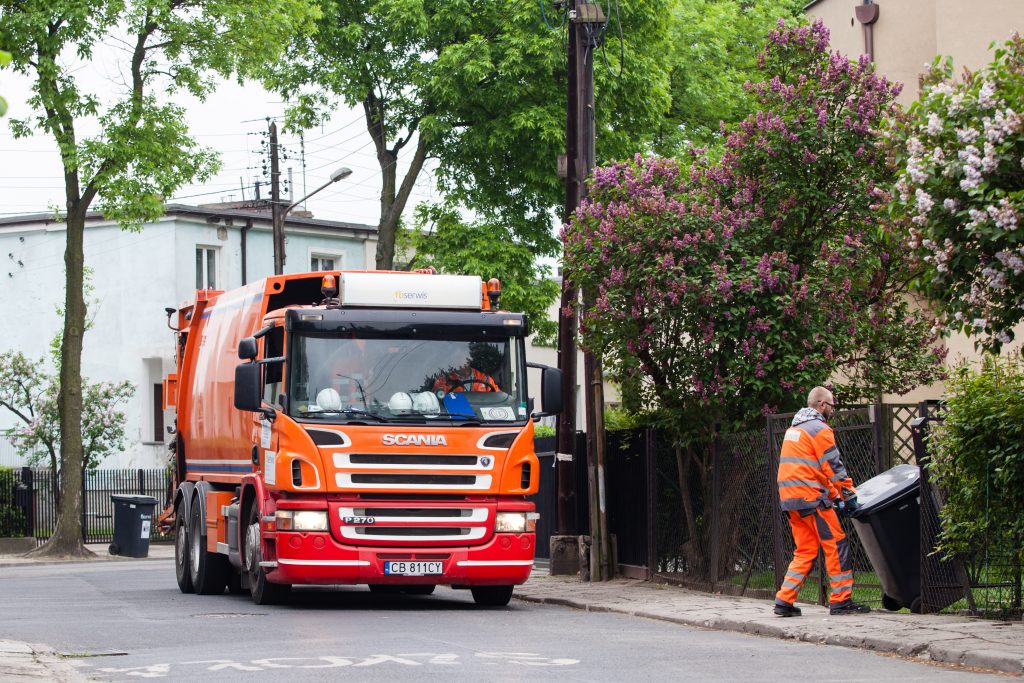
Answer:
[
  {"left": 153, "top": 383, "right": 164, "bottom": 443},
  {"left": 311, "top": 252, "right": 342, "bottom": 272},
  {"left": 196, "top": 246, "right": 218, "bottom": 290}
]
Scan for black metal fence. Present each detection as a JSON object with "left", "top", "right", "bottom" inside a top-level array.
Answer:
[
  {"left": 0, "top": 467, "right": 32, "bottom": 538},
  {"left": 535, "top": 402, "right": 1017, "bottom": 619},
  {"left": 7, "top": 467, "right": 172, "bottom": 546}
]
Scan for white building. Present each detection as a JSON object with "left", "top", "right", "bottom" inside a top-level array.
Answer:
[{"left": 0, "top": 203, "right": 377, "bottom": 468}]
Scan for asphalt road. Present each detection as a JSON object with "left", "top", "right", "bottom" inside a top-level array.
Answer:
[{"left": 0, "top": 560, "right": 1002, "bottom": 682}]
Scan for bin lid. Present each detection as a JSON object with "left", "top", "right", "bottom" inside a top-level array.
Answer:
[
  {"left": 110, "top": 494, "right": 158, "bottom": 506},
  {"left": 855, "top": 464, "right": 919, "bottom": 512}
]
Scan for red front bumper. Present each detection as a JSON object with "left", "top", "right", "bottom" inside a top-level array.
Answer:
[{"left": 266, "top": 530, "right": 536, "bottom": 586}]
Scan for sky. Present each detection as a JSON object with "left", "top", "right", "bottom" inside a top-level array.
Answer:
[{"left": 0, "top": 57, "right": 440, "bottom": 230}]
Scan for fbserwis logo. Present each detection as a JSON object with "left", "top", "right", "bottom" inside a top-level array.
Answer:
[{"left": 394, "top": 290, "right": 429, "bottom": 300}]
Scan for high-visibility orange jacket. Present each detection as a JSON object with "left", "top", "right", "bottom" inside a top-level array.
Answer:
[
  {"left": 777, "top": 408, "right": 856, "bottom": 511},
  {"left": 432, "top": 367, "right": 499, "bottom": 393}
]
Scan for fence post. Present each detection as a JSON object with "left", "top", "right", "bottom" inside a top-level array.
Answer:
[
  {"left": 80, "top": 468, "right": 87, "bottom": 543},
  {"left": 709, "top": 430, "right": 721, "bottom": 587},
  {"left": 138, "top": 469, "right": 145, "bottom": 495},
  {"left": 645, "top": 428, "right": 657, "bottom": 580},
  {"left": 767, "top": 416, "right": 785, "bottom": 591},
  {"left": 871, "top": 404, "right": 886, "bottom": 475}
]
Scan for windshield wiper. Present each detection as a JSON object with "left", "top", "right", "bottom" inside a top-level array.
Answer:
[{"left": 297, "top": 408, "right": 390, "bottom": 422}]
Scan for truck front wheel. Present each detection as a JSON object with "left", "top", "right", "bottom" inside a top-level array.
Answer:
[
  {"left": 470, "top": 585, "right": 514, "bottom": 607},
  {"left": 244, "top": 505, "right": 291, "bottom": 605},
  {"left": 174, "top": 509, "right": 194, "bottom": 594}
]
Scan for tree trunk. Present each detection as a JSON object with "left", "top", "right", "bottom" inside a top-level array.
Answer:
[
  {"left": 46, "top": 443, "right": 60, "bottom": 510},
  {"left": 30, "top": 206, "right": 90, "bottom": 558}
]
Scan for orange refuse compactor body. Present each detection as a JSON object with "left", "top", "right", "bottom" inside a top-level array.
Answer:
[{"left": 163, "top": 270, "right": 562, "bottom": 605}]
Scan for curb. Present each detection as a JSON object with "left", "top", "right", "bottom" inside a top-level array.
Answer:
[{"left": 513, "top": 594, "right": 1024, "bottom": 675}]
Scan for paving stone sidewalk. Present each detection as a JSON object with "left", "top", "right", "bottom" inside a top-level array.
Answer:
[{"left": 513, "top": 573, "right": 1024, "bottom": 675}]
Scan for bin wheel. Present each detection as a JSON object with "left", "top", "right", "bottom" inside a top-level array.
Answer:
[
  {"left": 108, "top": 543, "right": 119, "bottom": 556},
  {"left": 189, "top": 499, "right": 227, "bottom": 595},
  {"left": 244, "top": 504, "right": 291, "bottom": 605},
  {"left": 174, "top": 511, "right": 194, "bottom": 594},
  {"left": 881, "top": 593, "right": 901, "bottom": 612},
  {"left": 909, "top": 596, "right": 922, "bottom": 614},
  {"left": 470, "top": 585, "right": 514, "bottom": 607},
  {"left": 226, "top": 570, "right": 247, "bottom": 595}
]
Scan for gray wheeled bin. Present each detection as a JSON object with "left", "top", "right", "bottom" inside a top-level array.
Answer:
[
  {"left": 849, "top": 464, "right": 923, "bottom": 612},
  {"left": 109, "top": 494, "right": 158, "bottom": 558}
]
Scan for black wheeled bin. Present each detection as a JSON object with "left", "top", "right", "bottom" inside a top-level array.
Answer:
[
  {"left": 849, "top": 464, "right": 922, "bottom": 612},
  {"left": 109, "top": 494, "right": 158, "bottom": 557}
]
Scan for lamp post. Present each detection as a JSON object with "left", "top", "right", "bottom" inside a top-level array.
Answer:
[{"left": 272, "top": 166, "right": 353, "bottom": 275}]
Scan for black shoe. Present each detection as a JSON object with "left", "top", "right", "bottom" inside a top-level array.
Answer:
[
  {"left": 829, "top": 601, "right": 871, "bottom": 615},
  {"left": 773, "top": 602, "right": 802, "bottom": 617}
]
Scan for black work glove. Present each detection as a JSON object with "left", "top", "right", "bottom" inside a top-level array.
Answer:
[{"left": 842, "top": 496, "right": 861, "bottom": 517}]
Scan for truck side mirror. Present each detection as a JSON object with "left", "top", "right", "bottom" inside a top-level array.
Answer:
[
  {"left": 238, "top": 337, "right": 258, "bottom": 360},
  {"left": 541, "top": 367, "right": 563, "bottom": 415},
  {"left": 234, "top": 362, "right": 263, "bottom": 412}
]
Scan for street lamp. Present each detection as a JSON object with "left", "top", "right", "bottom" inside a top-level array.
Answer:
[{"left": 272, "top": 166, "right": 353, "bottom": 275}]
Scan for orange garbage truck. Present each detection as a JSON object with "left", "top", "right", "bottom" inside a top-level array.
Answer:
[{"left": 162, "top": 269, "right": 562, "bottom": 605}]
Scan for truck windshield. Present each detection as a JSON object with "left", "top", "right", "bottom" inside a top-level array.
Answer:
[{"left": 287, "top": 335, "right": 527, "bottom": 424}]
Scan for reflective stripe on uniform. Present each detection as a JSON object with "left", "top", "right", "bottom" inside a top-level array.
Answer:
[
  {"left": 780, "top": 456, "right": 819, "bottom": 466},
  {"left": 829, "top": 571, "right": 853, "bottom": 583},
  {"left": 777, "top": 479, "right": 824, "bottom": 490}
]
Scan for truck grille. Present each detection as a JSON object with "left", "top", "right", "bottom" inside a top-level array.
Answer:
[
  {"left": 336, "top": 505, "right": 490, "bottom": 543},
  {"left": 335, "top": 472, "right": 493, "bottom": 490}
]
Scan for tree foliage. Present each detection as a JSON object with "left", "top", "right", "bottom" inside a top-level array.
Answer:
[
  {"left": 0, "top": 47, "right": 10, "bottom": 116},
  {"left": 0, "top": 350, "right": 135, "bottom": 497},
  {"left": 0, "top": 0, "right": 319, "bottom": 556},
  {"left": 264, "top": 0, "right": 672, "bottom": 273},
  {"left": 656, "top": 0, "right": 804, "bottom": 153},
  {"left": 564, "top": 20, "right": 946, "bottom": 446},
  {"left": 408, "top": 203, "right": 560, "bottom": 345},
  {"left": 928, "top": 353, "right": 1024, "bottom": 562},
  {"left": 888, "top": 35, "right": 1024, "bottom": 352}
]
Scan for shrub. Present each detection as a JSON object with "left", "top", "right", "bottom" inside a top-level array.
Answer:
[
  {"left": 929, "top": 353, "right": 1024, "bottom": 560},
  {"left": 0, "top": 466, "right": 28, "bottom": 538}
]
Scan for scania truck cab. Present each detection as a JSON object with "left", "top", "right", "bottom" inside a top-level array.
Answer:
[{"left": 166, "top": 270, "right": 562, "bottom": 606}]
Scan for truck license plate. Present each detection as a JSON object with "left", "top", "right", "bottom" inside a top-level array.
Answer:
[{"left": 384, "top": 561, "right": 443, "bottom": 576}]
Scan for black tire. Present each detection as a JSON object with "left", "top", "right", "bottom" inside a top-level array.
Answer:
[
  {"left": 189, "top": 499, "right": 227, "bottom": 595},
  {"left": 174, "top": 509, "right": 194, "bottom": 594},
  {"left": 244, "top": 504, "right": 290, "bottom": 605},
  {"left": 470, "top": 585, "right": 514, "bottom": 607},
  {"left": 108, "top": 543, "right": 119, "bottom": 556},
  {"left": 881, "top": 593, "right": 901, "bottom": 612},
  {"left": 909, "top": 596, "right": 922, "bottom": 614}
]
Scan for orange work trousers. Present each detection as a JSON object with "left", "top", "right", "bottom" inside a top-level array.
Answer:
[{"left": 775, "top": 506, "right": 853, "bottom": 606}]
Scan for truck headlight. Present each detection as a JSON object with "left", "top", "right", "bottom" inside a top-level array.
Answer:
[
  {"left": 276, "top": 509, "right": 328, "bottom": 531},
  {"left": 495, "top": 512, "right": 536, "bottom": 533}
]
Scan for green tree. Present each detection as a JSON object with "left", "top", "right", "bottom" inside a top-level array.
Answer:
[
  {"left": 407, "top": 203, "right": 561, "bottom": 344},
  {"left": 0, "top": 350, "right": 135, "bottom": 504},
  {"left": 656, "top": 0, "right": 804, "bottom": 153},
  {"left": 928, "top": 353, "right": 1024, "bottom": 564},
  {"left": 888, "top": 35, "right": 1024, "bottom": 351},
  {"left": 563, "top": 21, "right": 946, "bottom": 576},
  {"left": 0, "top": 48, "right": 10, "bottom": 116},
  {"left": 263, "top": 0, "right": 672, "bottom": 273},
  {"left": 0, "top": 0, "right": 319, "bottom": 557}
]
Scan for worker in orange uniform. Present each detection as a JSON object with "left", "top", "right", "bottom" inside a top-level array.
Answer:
[{"left": 774, "top": 386, "right": 871, "bottom": 617}]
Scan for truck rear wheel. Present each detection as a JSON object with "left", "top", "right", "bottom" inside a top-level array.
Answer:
[
  {"left": 174, "top": 509, "right": 194, "bottom": 594},
  {"left": 470, "top": 585, "right": 514, "bottom": 607},
  {"left": 189, "top": 500, "right": 227, "bottom": 595},
  {"left": 244, "top": 505, "right": 291, "bottom": 605}
]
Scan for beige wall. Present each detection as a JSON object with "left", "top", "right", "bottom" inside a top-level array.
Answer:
[
  {"left": 807, "top": 0, "right": 1024, "bottom": 105},
  {"left": 808, "top": 0, "right": 1024, "bottom": 402}
]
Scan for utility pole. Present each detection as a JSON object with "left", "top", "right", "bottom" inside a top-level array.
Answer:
[
  {"left": 552, "top": 0, "right": 610, "bottom": 581},
  {"left": 270, "top": 120, "right": 284, "bottom": 275}
]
